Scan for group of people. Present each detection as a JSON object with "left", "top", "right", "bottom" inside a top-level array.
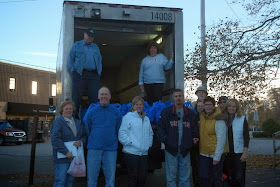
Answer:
[
  {"left": 50, "top": 86, "right": 152, "bottom": 187},
  {"left": 50, "top": 27, "right": 250, "bottom": 187},
  {"left": 189, "top": 86, "right": 250, "bottom": 187},
  {"left": 67, "top": 28, "right": 174, "bottom": 119},
  {"left": 52, "top": 27, "right": 174, "bottom": 187},
  {"left": 50, "top": 86, "right": 250, "bottom": 187}
]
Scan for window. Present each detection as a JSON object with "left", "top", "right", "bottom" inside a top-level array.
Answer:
[
  {"left": 32, "top": 81, "right": 37, "bottom": 95},
  {"left": 9, "top": 77, "right": 16, "bottom": 92},
  {"left": 52, "top": 84, "right": 56, "bottom": 97}
]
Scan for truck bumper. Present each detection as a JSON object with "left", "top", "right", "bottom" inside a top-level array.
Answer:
[{"left": 5, "top": 136, "right": 27, "bottom": 143}]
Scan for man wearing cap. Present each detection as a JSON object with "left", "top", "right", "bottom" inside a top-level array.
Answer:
[
  {"left": 195, "top": 85, "right": 208, "bottom": 101},
  {"left": 68, "top": 28, "right": 102, "bottom": 119},
  {"left": 189, "top": 85, "right": 207, "bottom": 187},
  {"left": 189, "top": 85, "right": 208, "bottom": 112},
  {"left": 218, "top": 96, "right": 228, "bottom": 111}
]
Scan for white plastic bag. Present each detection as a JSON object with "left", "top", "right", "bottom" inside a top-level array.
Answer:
[{"left": 67, "top": 144, "right": 86, "bottom": 177}]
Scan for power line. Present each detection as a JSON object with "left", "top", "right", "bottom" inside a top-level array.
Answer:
[
  {"left": 0, "top": 58, "right": 55, "bottom": 71},
  {"left": 0, "top": 0, "right": 37, "bottom": 3},
  {"left": 224, "top": 0, "right": 245, "bottom": 26}
]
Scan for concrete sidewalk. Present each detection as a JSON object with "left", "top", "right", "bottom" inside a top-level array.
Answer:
[
  {"left": 0, "top": 164, "right": 279, "bottom": 187},
  {"left": 246, "top": 168, "right": 280, "bottom": 187},
  {"left": 1, "top": 138, "right": 280, "bottom": 187}
]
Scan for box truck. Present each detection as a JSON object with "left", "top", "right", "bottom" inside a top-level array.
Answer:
[{"left": 56, "top": 0, "right": 184, "bottom": 171}]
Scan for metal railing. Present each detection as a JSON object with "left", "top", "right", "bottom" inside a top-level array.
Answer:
[{"left": 273, "top": 130, "right": 280, "bottom": 168}]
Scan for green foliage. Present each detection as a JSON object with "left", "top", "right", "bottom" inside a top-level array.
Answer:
[
  {"left": 252, "top": 131, "right": 267, "bottom": 138},
  {"left": 262, "top": 118, "right": 280, "bottom": 137}
]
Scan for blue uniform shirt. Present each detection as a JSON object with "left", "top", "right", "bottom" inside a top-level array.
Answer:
[
  {"left": 67, "top": 40, "right": 102, "bottom": 75},
  {"left": 83, "top": 43, "right": 96, "bottom": 70}
]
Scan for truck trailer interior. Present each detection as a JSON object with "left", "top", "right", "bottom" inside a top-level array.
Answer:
[{"left": 74, "top": 18, "right": 175, "bottom": 104}]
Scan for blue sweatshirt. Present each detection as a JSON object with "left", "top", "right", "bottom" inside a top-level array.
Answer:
[
  {"left": 138, "top": 53, "right": 174, "bottom": 85},
  {"left": 84, "top": 104, "right": 122, "bottom": 150}
]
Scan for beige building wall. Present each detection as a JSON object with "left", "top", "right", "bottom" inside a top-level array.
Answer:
[
  {"left": 0, "top": 102, "right": 7, "bottom": 119},
  {"left": 0, "top": 62, "right": 56, "bottom": 105},
  {"left": 0, "top": 62, "right": 56, "bottom": 120}
]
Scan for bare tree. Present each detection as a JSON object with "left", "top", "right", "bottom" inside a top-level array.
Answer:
[{"left": 185, "top": 0, "right": 280, "bottom": 101}]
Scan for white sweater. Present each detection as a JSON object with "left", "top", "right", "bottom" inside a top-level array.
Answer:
[{"left": 118, "top": 111, "right": 153, "bottom": 156}]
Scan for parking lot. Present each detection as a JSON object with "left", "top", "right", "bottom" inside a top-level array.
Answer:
[
  {"left": 0, "top": 140, "right": 166, "bottom": 186},
  {"left": 0, "top": 137, "right": 280, "bottom": 186}
]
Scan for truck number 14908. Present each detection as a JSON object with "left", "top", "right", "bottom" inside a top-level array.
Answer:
[{"left": 151, "top": 12, "right": 173, "bottom": 21}]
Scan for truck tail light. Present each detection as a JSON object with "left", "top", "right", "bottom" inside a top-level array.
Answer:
[
  {"left": 122, "top": 5, "right": 130, "bottom": 8},
  {"left": 170, "top": 8, "right": 179, "bottom": 12},
  {"left": 69, "top": 1, "right": 79, "bottom": 5},
  {"left": 134, "top": 6, "right": 142, "bottom": 9}
]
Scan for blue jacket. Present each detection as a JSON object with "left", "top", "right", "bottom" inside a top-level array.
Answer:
[
  {"left": 138, "top": 53, "right": 173, "bottom": 85},
  {"left": 50, "top": 115, "right": 87, "bottom": 164},
  {"left": 67, "top": 40, "right": 102, "bottom": 75},
  {"left": 157, "top": 104, "right": 199, "bottom": 157},
  {"left": 84, "top": 104, "right": 122, "bottom": 150},
  {"left": 118, "top": 111, "right": 153, "bottom": 156}
]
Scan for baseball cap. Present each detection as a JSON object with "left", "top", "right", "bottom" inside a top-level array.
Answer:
[
  {"left": 86, "top": 28, "right": 95, "bottom": 37},
  {"left": 218, "top": 96, "right": 228, "bottom": 103},
  {"left": 195, "top": 85, "right": 208, "bottom": 95}
]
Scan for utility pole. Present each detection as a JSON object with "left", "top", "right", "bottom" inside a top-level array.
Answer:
[
  {"left": 200, "top": 0, "right": 207, "bottom": 88},
  {"left": 29, "top": 114, "right": 38, "bottom": 185}
]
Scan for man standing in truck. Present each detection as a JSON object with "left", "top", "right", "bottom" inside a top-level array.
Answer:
[
  {"left": 67, "top": 28, "right": 102, "bottom": 119},
  {"left": 157, "top": 89, "right": 199, "bottom": 187}
]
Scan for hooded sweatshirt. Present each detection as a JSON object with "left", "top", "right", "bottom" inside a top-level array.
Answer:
[{"left": 118, "top": 111, "right": 153, "bottom": 156}]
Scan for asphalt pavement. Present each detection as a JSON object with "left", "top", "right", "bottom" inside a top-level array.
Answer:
[{"left": 0, "top": 135, "right": 280, "bottom": 187}]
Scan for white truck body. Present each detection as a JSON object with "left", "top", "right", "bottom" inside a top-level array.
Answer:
[{"left": 56, "top": 0, "right": 184, "bottom": 106}]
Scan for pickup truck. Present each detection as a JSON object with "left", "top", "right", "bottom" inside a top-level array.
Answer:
[{"left": 0, "top": 121, "right": 27, "bottom": 145}]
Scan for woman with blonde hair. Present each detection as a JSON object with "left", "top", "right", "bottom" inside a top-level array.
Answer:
[
  {"left": 118, "top": 96, "right": 153, "bottom": 187},
  {"left": 223, "top": 99, "right": 250, "bottom": 187}
]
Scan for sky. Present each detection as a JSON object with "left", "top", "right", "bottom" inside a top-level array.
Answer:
[{"left": 0, "top": 0, "right": 246, "bottom": 72}]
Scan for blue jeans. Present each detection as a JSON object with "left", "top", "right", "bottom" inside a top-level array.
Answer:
[
  {"left": 54, "top": 162, "right": 74, "bottom": 187},
  {"left": 72, "top": 70, "right": 100, "bottom": 118},
  {"left": 199, "top": 154, "right": 225, "bottom": 187},
  {"left": 87, "top": 149, "right": 117, "bottom": 187},
  {"left": 165, "top": 151, "right": 191, "bottom": 187}
]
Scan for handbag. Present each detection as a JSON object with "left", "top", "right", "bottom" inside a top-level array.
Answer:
[{"left": 67, "top": 143, "right": 86, "bottom": 177}]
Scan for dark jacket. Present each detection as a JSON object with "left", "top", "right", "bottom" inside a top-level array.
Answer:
[
  {"left": 157, "top": 104, "right": 199, "bottom": 157},
  {"left": 50, "top": 115, "right": 87, "bottom": 164}
]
